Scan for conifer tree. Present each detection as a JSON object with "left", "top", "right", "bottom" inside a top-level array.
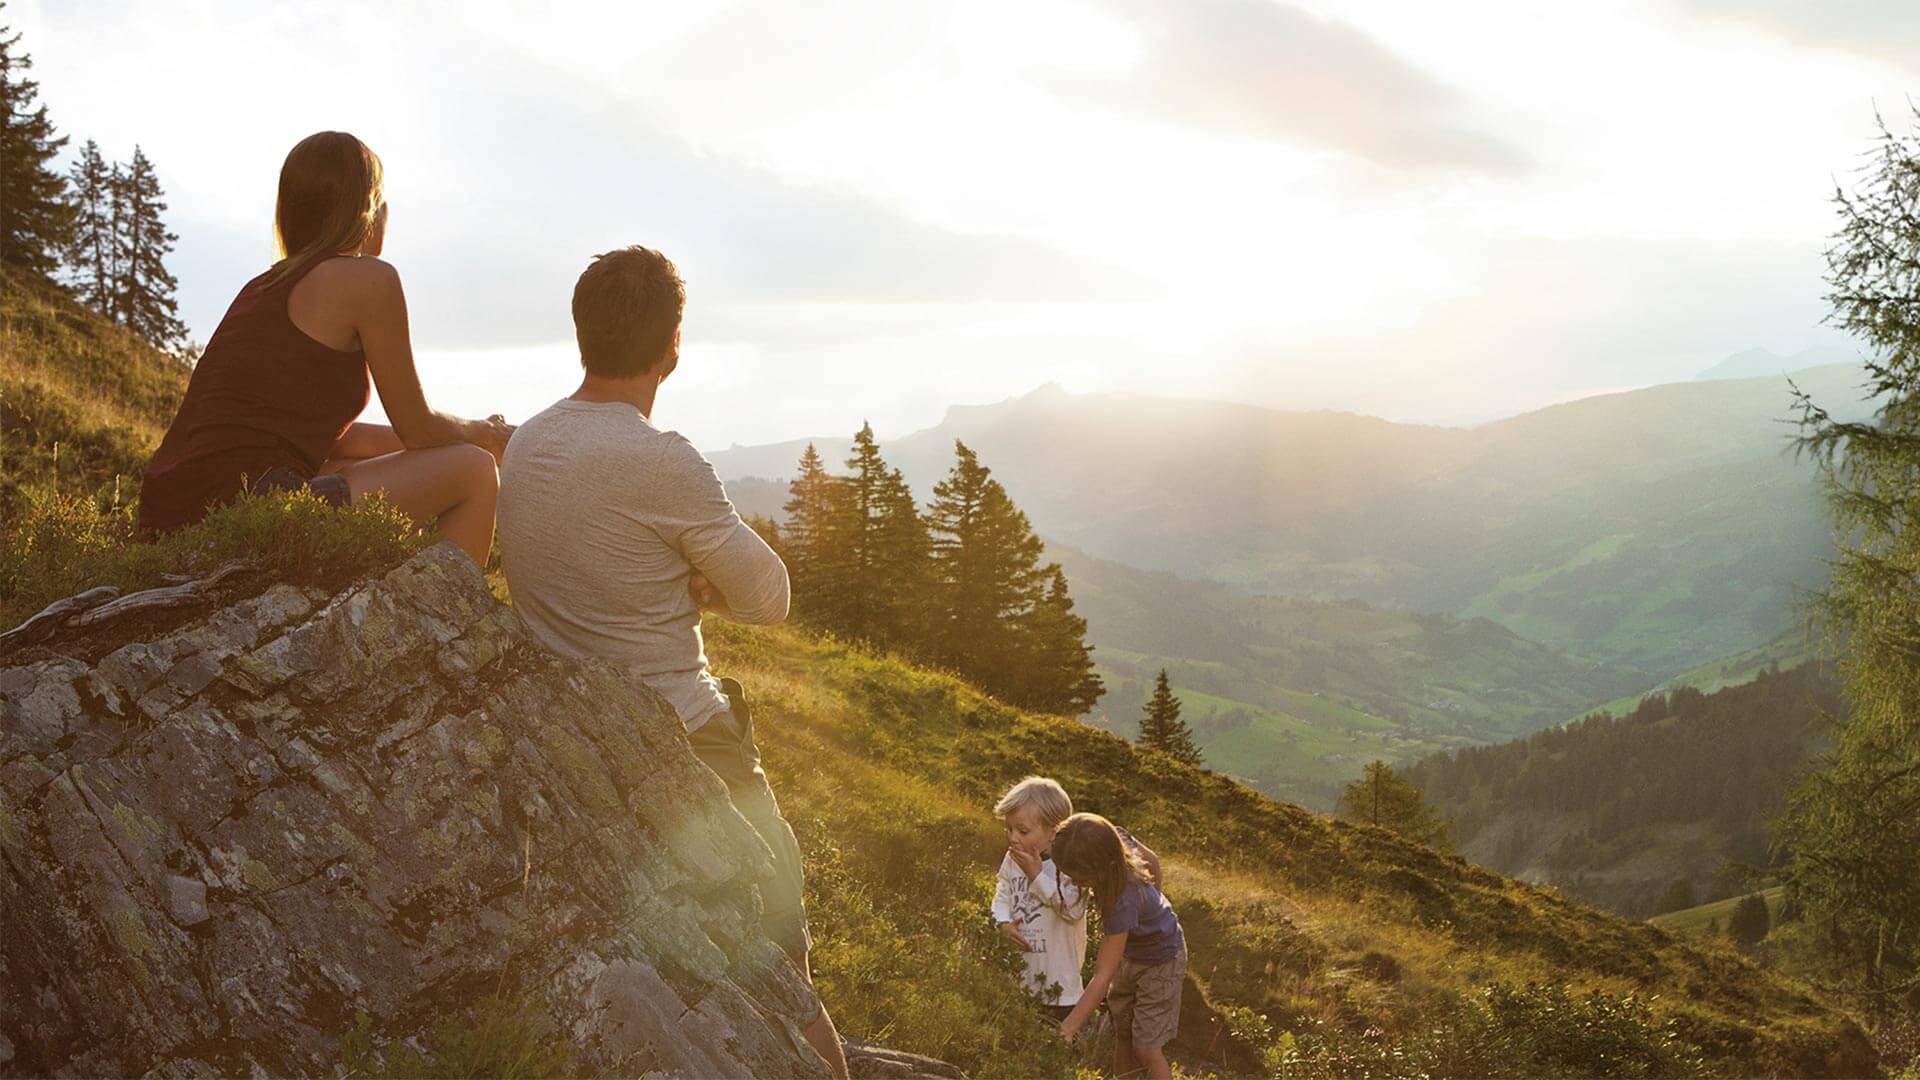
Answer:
[
  {"left": 1728, "top": 893, "right": 1771, "bottom": 950},
  {"left": 782, "top": 444, "right": 849, "bottom": 625},
  {"left": 926, "top": 440, "right": 1046, "bottom": 689},
  {"left": 1137, "top": 669, "right": 1201, "bottom": 766},
  {"left": 0, "top": 9, "right": 71, "bottom": 278},
  {"left": 837, "top": 425, "right": 887, "bottom": 638},
  {"left": 870, "top": 463, "right": 932, "bottom": 649},
  {"left": 111, "top": 146, "right": 186, "bottom": 347},
  {"left": 1778, "top": 110, "right": 1920, "bottom": 997},
  {"left": 1015, "top": 565, "right": 1104, "bottom": 715},
  {"left": 63, "top": 138, "right": 111, "bottom": 312},
  {"left": 840, "top": 426, "right": 930, "bottom": 645},
  {"left": 1340, "top": 760, "right": 1452, "bottom": 850}
]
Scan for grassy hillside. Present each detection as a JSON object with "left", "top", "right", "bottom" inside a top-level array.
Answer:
[
  {"left": 1652, "top": 888, "right": 1789, "bottom": 938},
  {"left": 1406, "top": 663, "right": 1833, "bottom": 918},
  {"left": 0, "top": 268, "right": 189, "bottom": 511},
  {"left": 701, "top": 619, "right": 1875, "bottom": 1078},
  {"left": 1052, "top": 544, "right": 1648, "bottom": 810}
]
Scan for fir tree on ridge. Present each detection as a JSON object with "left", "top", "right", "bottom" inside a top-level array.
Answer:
[
  {"left": 780, "top": 443, "right": 844, "bottom": 625},
  {"left": 839, "top": 424, "right": 927, "bottom": 647},
  {"left": 1340, "top": 760, "right": 1452, "bottom": 851},
  {"left": 778, "top": 433, "right": 1104, "bottom": 716},
  {"left": 63, "top": 137, "right": 111, "bottom": 311},
  {"left": 0, "top": 7, "right": 72, "bottom": 279},
  {"left": 1016, "top": 565, "right": 1104, "bottom": 716},
  {"left": 1138, "top": 669, "right": 1202, "bottom": 766},
  {"left": 926, "top": 440, "right": 1046, "bottom": 689},
  {"left": 111, "top": 146, "right": 186, "bottom": 348}
]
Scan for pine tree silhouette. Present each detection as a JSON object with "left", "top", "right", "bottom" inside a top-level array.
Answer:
[
  {"left": 111, "top": 146, "right": 186, "bottom": 348},
  {"left": 927, "top": 440, "right": 1045, "bottom": 691},
  {"left": 834, "top": 424, "right": 927, "bottom": 645},
  {"left": 0, "top": 8, "right": 72, "bottom": 279},
  {"left": 780, "top": 433, "right": 1105, "bottom": 715},
  {"left": 1138, "top": 669, "right": 1201, "bottom": 766},
  {"left": 1339, "top": 760, "right": 1452, "bottom": 850},
  {"left": 64, "top": 138, "right": 112, "bottom": 313},
  {"left": 1017, "top": 565, "right": 1104, "bottom": 715},
  {"left": 782, "top": 443, "right": 849, "bottom": 626}
]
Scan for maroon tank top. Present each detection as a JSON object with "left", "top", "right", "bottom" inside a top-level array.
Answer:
[{"left": 137, "top": 256, "right": 372, "bottom": 533}]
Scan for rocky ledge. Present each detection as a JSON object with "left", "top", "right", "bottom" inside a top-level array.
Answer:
[{"left": 0, "top": 543, "right": 938, "bottom": 1077}]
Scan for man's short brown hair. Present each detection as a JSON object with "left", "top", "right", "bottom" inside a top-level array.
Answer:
[{"left": 572, "top": 246, "right": 686, "bottom": 379}]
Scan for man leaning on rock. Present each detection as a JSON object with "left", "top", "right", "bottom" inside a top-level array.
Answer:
[{"left": 496, "top": 245, "right": 849, "bottom": 1080}]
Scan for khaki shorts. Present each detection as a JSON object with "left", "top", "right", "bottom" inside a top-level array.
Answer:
[
  {"left": 1109, "top": 943, "right": 1187, "bottom": 1051},
  {"left": 687, "top": 677, "right": 814, "bottom": 968}
]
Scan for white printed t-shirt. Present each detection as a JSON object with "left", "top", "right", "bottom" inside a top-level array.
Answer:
[{"left": 990, "top": 853, "right": 1090, "bottom": 1006}]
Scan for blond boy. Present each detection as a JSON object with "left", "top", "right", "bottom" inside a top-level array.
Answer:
[{"left": 990, "top": 776, "right": 1090, "bottom": 1019}]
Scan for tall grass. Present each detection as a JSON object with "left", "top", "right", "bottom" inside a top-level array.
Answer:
[{"left": 0, "top": 487, "right": 425, "bottom": 630}]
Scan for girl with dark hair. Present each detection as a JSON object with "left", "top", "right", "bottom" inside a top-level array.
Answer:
[
  {"left": 138, "top": 131, "right": 510, "bottom": 562},
  {"left": 1050, "top": 812, "right": 1186, "bottom": 1080}
]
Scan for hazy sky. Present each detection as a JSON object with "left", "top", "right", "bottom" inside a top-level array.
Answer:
[{"left": 11, "top": 0, "right": 1911, "bottom": 449}]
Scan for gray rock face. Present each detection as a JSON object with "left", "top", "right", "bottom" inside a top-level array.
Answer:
[{"left": 0, "top": 544, "right": 830, "bottom": 1077}]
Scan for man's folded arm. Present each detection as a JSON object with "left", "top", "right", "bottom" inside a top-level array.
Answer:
[{"left": 656, "top": 436, "right": 791, "bottom": 625}]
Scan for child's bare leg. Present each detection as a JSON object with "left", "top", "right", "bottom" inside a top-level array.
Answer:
[
  {"left": 1114, "top": 1037, "right": 1142, "bottom": 1078},
  {"left": 1135, "top": 1045, "right": 1172, "bottom": 1080}
]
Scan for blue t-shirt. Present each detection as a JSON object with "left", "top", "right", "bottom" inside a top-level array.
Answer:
[{"left": 1107, "top": 879, "right": 1184, "bottom": 965}]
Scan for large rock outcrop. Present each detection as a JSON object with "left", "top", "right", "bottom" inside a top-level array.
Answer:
[{"left": 0, "top": 543, "right": 836, "bottom": 1077}]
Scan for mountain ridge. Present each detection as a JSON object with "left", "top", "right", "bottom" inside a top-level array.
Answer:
[{"left": 712, "top": 363, "right": 1871, "bottom": 678}]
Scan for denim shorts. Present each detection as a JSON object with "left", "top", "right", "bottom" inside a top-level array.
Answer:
[{"left": 248, "top": 464, "right": 350, "bottom": 507}]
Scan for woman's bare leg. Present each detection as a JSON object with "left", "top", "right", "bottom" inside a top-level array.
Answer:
[{"left": 321, "top": 443, "right": 498, "bottom": 563}]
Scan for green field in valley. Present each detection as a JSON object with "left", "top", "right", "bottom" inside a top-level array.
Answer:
[
  {"left": 1567, "top": 631, "right": 1815, "bottom": 723},
  {"left": 1650, "top": 887, "right": 1789, "bottom": 936}
]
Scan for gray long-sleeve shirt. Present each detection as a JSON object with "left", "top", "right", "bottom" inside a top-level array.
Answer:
[{"left": 497, "top": 398, "right": 789, "bottom": 732}]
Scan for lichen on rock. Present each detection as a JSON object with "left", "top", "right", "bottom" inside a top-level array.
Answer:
[{"left": 0, "top": 542, "right": 833, "bottom": 1077}]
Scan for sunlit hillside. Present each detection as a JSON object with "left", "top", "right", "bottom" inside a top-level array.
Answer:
[
  {"left": 700, "top": 618, "right": 1875, "bottom": 1079},
  {"left": 0, "top": 261, "right": 1883, "bottom": 1080},
  {"left": 0, "top": 268, "right": 188, "bottom": 510}
]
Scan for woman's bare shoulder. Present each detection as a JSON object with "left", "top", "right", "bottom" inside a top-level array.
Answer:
[{"left": 305, "top": 254, "right": 401, "bottom": 295}]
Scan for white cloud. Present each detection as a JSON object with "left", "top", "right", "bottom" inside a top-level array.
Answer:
[{"left": 6, "top": 0, "right": 1898, "bottom": 447}]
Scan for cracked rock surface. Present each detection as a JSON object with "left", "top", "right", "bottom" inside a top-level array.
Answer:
[{"left": 0, "top": 543, "right": 833, "bottom": 1077}]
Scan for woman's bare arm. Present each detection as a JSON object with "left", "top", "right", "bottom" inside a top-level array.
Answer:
[
  {"left": 347, "top": 260, "right": 507, "bottom": 457},
  {"left": 326, "top": 422, "right": 405, "bottom": 461}
]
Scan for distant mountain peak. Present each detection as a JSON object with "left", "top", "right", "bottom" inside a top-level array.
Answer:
[
  {"left": 938, "top": 381, "right": 1078, "bottom": 429},
  {"left": 1697, "top": 344, "right": 1860, "bottom": 381}
]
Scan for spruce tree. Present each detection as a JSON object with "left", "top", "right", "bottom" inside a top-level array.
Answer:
[
  {"left": 798, "top": 424, "right": 923, "bottom": 648},
  {"left": 926, "top": 440, "right": 1047, "bottom": 692},
  {"left": 1728, "top": 893, "right": 1771, "bottom": 950},
  {"left": 782, "top": 444, "right": 849, "bottom": 626},
  {"left": 111, "top": 146, "right": 186, "bottom": 347},
  {"left": 63, "top": 138, "right": 111, "bottom": 312},
  {"left": 871, "top": 463, "right": 932, "bottom": 650},
  {"left": 1339, "top": 760, "right": 1452, "bottom": 850},
  {"left": 1138, "top": 669, "right": 1201, "bottom": 766},
  {"left": 1016, "top": 565, "right": 1104, "bottom": 715},
  {"left": 838, "top": 424, "right": 888, "bottom": 638},
  {"left": 0, "top": 8, "right": 71, "bottom": 279}
]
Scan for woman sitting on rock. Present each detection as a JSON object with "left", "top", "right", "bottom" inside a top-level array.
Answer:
[{"left": 137, "top": 131, "right": 511, "bottom": 563}]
